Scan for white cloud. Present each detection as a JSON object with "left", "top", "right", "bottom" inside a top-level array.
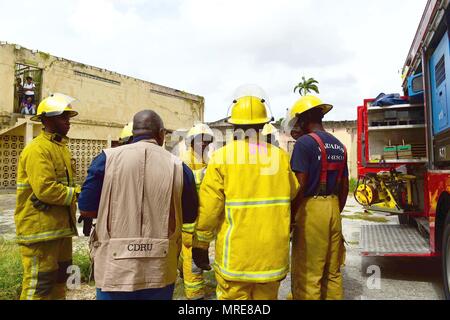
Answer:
[{"left": 0, "top": 0, "right": 427, "bottom": 122}]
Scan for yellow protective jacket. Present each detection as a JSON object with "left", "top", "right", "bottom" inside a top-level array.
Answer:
[
  {"left": 180, "top": 147, "right": 206, "bottom": 234},
  {"left": 15, "top": 131, "right": 79, "bottom": 244},
  {"left": 181, "top": 147, "right": 208, "bottom": 192},
  {"left": 193, "top": 138, "right": 300, "bottom": 283}
]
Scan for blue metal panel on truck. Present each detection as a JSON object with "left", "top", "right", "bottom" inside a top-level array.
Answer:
[
  {"left": 429, "top": 32, "right": 450, "bottom": 135},
  {"left": 408, "top": 73, "right": 424, "bottom": 98}
]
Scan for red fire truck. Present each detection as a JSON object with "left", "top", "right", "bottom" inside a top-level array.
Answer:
[{"left": 356, "top": 0, "right": 450, "bottom": 299}]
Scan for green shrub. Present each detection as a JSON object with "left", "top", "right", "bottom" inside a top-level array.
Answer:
[
  {"left": 0, "top": 238, "right": 92, "bottom": 300},
  {"left": 0, "top": 238, "right": 23, "bottom": 300},
  {"left": 349, "top": 178, "right": 358, "bottom": 194},
  {"left": 72, "top": 246, "right": 92, "bottom": 283}
]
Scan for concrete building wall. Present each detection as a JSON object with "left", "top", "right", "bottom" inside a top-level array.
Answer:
[
  {"left": 0, "top": 43, "right": 204, "bottom": 189},
  {"left": 0, "top": 43, "right": 204, "bottom": 136},
  {"left": 323, "top": 122, "right": 358, "bottom": 179}
]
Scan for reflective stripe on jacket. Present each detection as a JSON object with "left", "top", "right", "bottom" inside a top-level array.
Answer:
[
  {"left": 15, "top": 131, "right": 78, "bottom": 244},
  {"left": 193, "top": 139, "right": 300, "bottom": 282}
]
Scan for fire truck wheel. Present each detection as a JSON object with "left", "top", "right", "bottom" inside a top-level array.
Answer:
[{"left": 443, "top": 212, "right": 450, "bottom": 300}]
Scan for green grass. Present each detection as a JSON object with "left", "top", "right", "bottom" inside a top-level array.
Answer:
[
  {"left": 349, "top": 178, "right": 358, "bottom": 194},
  {"left": 72, "top": 245, "right": 92, "bottom": 283},
  {"left": 0, "top": 238, "right": 23, "bottom": 300},
  {"left": 0, "top": 237, "right": 92, "bottom": 300},
  {"left": 342, "top": 214, "right": 388, "bottom": 223},
  {"left": 355, "top": 211, "right": 373, "bottom": 216}
]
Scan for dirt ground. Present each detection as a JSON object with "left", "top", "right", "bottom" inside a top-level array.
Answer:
[{"left": 1, "top": 193, "right": 445, "bottom": 300}]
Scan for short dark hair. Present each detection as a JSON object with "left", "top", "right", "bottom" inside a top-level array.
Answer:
[
  {"left": 299, "top": 108, "right": 324, "bottom": 125},
  {"left": 26, "top": 76, "right": 33, "bottom": 81},
  {"left": 132, "top": 110, "right": 164, "bottom": 139}
]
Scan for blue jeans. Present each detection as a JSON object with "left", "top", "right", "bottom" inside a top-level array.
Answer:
[{"left": 96, "top": 284, "right": 175, "bottom": 300}]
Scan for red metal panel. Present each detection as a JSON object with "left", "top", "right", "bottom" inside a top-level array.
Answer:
[
  {"left": 357, "top": 106, "right": 364, "bottom": 174},
  {"left": 427, "top": 172, "right": 450, "bottom": 214},
  {"left": 427, "top": 171, "right": 450, "bottom": 251},
  {"left": 425, "top": 172, "right": 450, "bottom": 252}
]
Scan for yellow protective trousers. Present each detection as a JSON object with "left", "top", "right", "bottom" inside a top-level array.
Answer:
[
  {"left": 215, "top": 272, "right": 280, "bottom": 300},
  {"left": 291, "top": 196, "right": 345, "bottom": 300},
  {"left": 19, "top": 237, "right": 72, "bottom": 300},
  {"left": 180, "top": 232, "right": 205, "bottom": 300}
]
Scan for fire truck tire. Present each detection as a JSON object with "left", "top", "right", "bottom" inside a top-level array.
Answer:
[{"left": 443, "top": 212, "right": 450, "bottom": 300}]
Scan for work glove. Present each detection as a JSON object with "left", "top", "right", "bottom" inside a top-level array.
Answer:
[
  {"left": 192, "top": 248, "right": 211, "bottom": 273},
  {"left": 30, "top": 194, "right": 50, "bottom": 212},
  {"left": 77, "top": 216, "right": 93, "bottom": 237},
  {"left": 75, "top": 185, "right": 82, "bottom": 200}
]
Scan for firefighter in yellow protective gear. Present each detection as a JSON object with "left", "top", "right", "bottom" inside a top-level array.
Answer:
[
  {"left": 179, "top": 123, "right": 214, "bottom": 300},
  {"left": 261, "top": 123, "right": 280, "bottom": 147},
  {"left": 288, "top": 95, "right": 348, "bottom": 300},
  {"left": 119, "top": 121, "right": 133, "bottom": 145},
  {"left": 15, "top": 93, "right": 80, "bottom": 300},
  {"left": 192, "top": 86, "right": 300, "bottom": 300}
]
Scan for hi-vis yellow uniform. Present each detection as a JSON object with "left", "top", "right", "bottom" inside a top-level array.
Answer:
[
  {"left": 179, "top": 147, "right": 207, "bottom": 300},
  {"left": 291, "top": 132, "right": 347, "bottom": 300},
  {"left": 193, "top": 138, "right": 299, "bottom": 300},
  {"left": 15, "top": 131, "right": 79, "bottom": 300}
]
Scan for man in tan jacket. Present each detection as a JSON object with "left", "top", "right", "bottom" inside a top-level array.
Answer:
[{"left": 78, "top": 110, "right": 198, "bottom": 300}]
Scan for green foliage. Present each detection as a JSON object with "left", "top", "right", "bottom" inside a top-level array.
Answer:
[
  {"left": 349, "top": 178, "right": 358, "bottom": 194},
  {"left": 294, "top": 76, "right": 320, "bottom": 96},
  {"left": 38, "top": 51, "right": 51, "bottom": 60},
  {"left": 342, "top": 215, "right": 388, "bottom": 223},
  {"left": 0, "top": 238, "right": 92, "bottom": 300},
  {"left": 275, "top": 118, "right": 284, "bottom": 126},
  {"left": 0, "top": 238, "right": 23, "bottom": 300},
  {"left": 73, "top": 246, "right": 92, "bottom": 283}
]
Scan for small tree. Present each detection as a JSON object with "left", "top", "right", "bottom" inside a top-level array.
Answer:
[
  {"left": 275, "top": 118, "right": 284, "bottom": 126},
  {"left": 294, "top": 76, "right": 320, "bottom": 96}
]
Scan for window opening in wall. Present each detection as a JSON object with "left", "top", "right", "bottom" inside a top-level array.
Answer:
[{"left": 14, "top": 64, "right": 43, "bottom": 114}]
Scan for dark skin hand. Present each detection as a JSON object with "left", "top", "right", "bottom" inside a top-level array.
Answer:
[
  {"left": 80, "top": 210, "right": 98, "bottom": 218},
  {"left": 338, "top": 178, "right": 349, "bottom": 212}
]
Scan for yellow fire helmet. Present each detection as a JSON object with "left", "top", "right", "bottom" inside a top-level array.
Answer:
[
  {"left": 227, "top": 84, "right": 273, "bottom": 125},
  {"left": 31, "top": 93, "right": 78, "bottom": 122},
  {"left": 261, "top": 123, "right": 278, "bottom": 136},
  {"left": 186, "top": 123, "right": 214, "bottom": 140},
  {"left": 284, "top": 95, "right": 333, "bottom": 133},
  {"left": 119, "top": 121, "right": 133, "bottom": 142}
]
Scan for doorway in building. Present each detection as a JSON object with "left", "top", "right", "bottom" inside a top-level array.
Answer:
[{"left": 14, "top": 64, "right": 42, "bottom": 114}]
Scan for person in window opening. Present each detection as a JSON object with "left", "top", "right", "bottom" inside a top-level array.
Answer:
[
  {"left": 16, "top": 77, "right": 24, "bottom": 110},
  {"left": 23, "top": 76, "right": 36, "bottom": 104},
  {"left": 20, "top": 96, "right": 36, "bottom": 115}
]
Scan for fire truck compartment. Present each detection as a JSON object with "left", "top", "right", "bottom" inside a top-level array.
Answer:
[
  {"left": 361, "top": 225, "right": 430, "bottom": 256},
  {"left": 434, "top": 129, "right": 450, "bottom": 165},
  {"left": 429, "top": 32, "right": 450, "bottom": 135}
]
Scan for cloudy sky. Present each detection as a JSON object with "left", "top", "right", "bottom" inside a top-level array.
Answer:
[{"left": 0, "top": 0, "right": 427, "bottom": 122}]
